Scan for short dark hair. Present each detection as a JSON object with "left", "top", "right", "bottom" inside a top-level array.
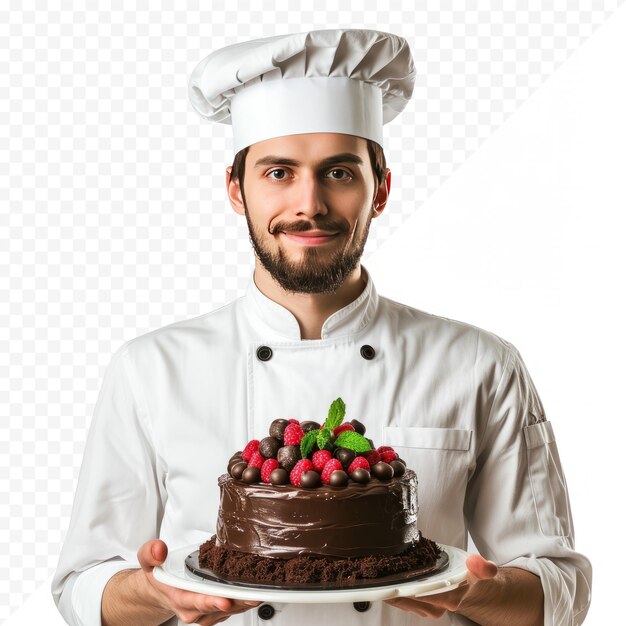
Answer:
[{"left": 230, "top": 138, "right": 387, "bottom": 191}]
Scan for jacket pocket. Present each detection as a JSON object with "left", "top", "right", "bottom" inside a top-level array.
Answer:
[
  {"left": 524, "top": 421, "right": 572, "bottom": 537},
  {"left": 382, "top": 427, "right": 472, "bottom": 544}
]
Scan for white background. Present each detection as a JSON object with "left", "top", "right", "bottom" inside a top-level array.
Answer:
[{"left": 2, "top": 2, "right": 625, "bottom": 624}]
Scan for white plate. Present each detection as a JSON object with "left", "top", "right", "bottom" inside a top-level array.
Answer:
[{"left": 154, "top": 544, "right": 469, "bottom": 604}]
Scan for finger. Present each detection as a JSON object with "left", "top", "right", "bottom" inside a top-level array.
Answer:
[
  {"left": 466, "top": 554, "right": 498, "bottom": 580},
  {"left": 137, "top": 539, "right": 168, "bottom": 573}
]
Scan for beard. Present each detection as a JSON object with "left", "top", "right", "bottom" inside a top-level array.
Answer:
[{"left": 243, "top": 201, "right": 373, "bottom": 295}]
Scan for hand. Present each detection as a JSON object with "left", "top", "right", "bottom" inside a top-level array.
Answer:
[
  {"left": 136, "top": 539, "right": 263, "bottom": 625},
  {"left": 384, "top": 554, "right": 498, "bottom": 619}
]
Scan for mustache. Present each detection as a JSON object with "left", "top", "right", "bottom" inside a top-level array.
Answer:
[{"left": 269, "top": 219, "right": 349, "bottom": 235}]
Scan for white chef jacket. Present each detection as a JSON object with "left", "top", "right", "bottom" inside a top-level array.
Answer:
[{"left": 52, "top": 265, "right": 591, "bottom": 626}]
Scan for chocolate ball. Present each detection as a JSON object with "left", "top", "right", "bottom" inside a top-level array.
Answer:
[
  {"left": 270, "top": 468, "right": 289, "bottom": 485},
  {"left": 230, "top": 461, "right": 247, "bottom": 480},
  {"left": 333, "top": 447, "right": 356, "bottom": 469},
  {"left": 277, "top": 445, "right": 301, "bottom": 472},
  {"left": 350, "top": 468, "right": 370, "bottom": 484},
  {"left": 300, "top": 470, "right": 321, "bottom": 488},
  {"left": 228, "top": 456, "right": 243, "bottom": 472},
  {"left": 371, "top": 461, "right": 394, "bottom": 481},
  {"left": 241, "top": 466, "right": 261, "bottom": 483},
  {"left": 269, "top": 419, "right": 290, "bottom": 441},
  {"left": 396, "top": 457, "right": 407, "bottom": 466},
  {"left": 300, "top": 420, "right": 321, "bottom": 433},
  {"left": 390, "top": 460, "right": 406, "bottom": 477},
  {"left": 259, "top": 436, "right": 281, "bottom": 459},
  {"left": 366, "top": 437, "right": 375, "bottom": 449},
  {"left": 329, "top": 469, "right": 349, "bottom": 487},
  {"left": 229, "top": 450, "right": 243, "bottom": 462},
  {"left": 350, "top": 419, "right": 366, "bottom": 435}
]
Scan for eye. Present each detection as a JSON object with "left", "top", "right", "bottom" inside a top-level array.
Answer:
[
  {"left": 326, "top": 168, "right": 352, "bottom": 181},
  {"left": 267, "top": 168, "right": 289, "bottom": 180}
]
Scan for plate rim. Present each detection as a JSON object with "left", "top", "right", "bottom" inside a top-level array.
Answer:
[{"left": 154, "top": 543, "right": 470, "bottom": 603}]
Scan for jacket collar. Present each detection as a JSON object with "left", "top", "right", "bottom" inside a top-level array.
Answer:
[{"left": 243, "top": 265, "right": 379, "bottom": 341}]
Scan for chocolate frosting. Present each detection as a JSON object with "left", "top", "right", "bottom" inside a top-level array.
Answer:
[{"left": 215, "top": 469, "right": 419, "bottom": 558}]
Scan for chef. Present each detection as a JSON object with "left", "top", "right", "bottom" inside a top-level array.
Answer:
[{"left": 52, "top": 29, "right": 592, "bottom": 626}]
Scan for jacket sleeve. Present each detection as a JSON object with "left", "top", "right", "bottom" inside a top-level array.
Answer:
[
  {"left": 456, "top": 342, "right": 592, "bottom": 626},
  {"left": 51, "top": 341, "right": 166, "bottom": 625}
]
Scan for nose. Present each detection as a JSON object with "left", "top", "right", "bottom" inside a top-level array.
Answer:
[{"left": 294, "top": 171, "right": 328, "bottom": 218}]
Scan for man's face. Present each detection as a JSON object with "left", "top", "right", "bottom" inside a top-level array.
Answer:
[{"left": 228, "top": 133, "right": 388, "bottom": 294}]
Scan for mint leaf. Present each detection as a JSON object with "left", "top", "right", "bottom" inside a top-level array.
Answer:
[
  {"left": 324, "top": 397, "right": 346, "bottom": 431},
  {"left": 300, "top": 429, "right": 319, "bottom": 458},
  {"left": 317, "top": 427, "right": 332, "bottom": 451},
  {"left": 334, "top": 431, "right": 372, "bottom": 453}
]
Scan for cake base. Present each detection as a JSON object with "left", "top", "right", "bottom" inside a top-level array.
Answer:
[{"left": 197, "top": 534, "right": 442, "bottom": 587}]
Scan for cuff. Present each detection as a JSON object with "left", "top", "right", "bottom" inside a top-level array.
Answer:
[
  {"left": 66, "top": 560, "right": 140, "bottom": 626},
  {"left": 502, "top": 555, "right": 591, "bottom": 626}
]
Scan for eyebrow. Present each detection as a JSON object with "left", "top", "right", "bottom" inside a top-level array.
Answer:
[{"left": 253, "top": 152, "right": 365, "bottom": 169}]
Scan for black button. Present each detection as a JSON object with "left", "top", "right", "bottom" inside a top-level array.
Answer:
[
  {"left": 256, "top": 346, "right": 273, "bottom": 361},
  {"left": 353, "top": 601, "right": 371, "bottom": 612},
  {"left": 258, "top": 603, "right": 275, "bottom": 620},
  {"left": 360, "top": 344, "right": 375, "bottom": 360}
]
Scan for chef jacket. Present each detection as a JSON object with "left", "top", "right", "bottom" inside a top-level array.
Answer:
[{"left": 52, "top": 265, "right": 591, "bottom": 626}]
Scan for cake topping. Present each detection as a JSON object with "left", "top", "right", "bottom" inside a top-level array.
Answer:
[
  {"left": 283, "top": 422, "right": 306, "bottom": 446},
  {"left": 242, "top": 466, "right": 261, "bottom": 483},
  {"left": 227, "top": 397, "right": 402, "bottom": 488},
  {"left": 312, "top": 449, "right": 332, "bottom": 473},
  {"left": 261, "top": 458, "right": 280, "bottom": 483},
  {"left": 269, "top": 467, "right": 289, "bottom": 485},
  {"left": 289, "top": 458, "right": 314, "bottom": 487},
  {"left": 241, "top": 439, "right": 260, "bottom": 462},
  {"left": 269, "top": 418, "right": 290, "bottom": 441},
  {"left": 248, "top": 451, "right": 265, "bottom": 469},
  {"left": 300, "top": 470, "right": 322, "bottom": 488},
  {"left": 320, "top": 458, "right": 343, "bottom": 484},
  {"left": 371, "top": 461, "right": 394, "bottom": 480},
  {"left": 259, "top": 437, "right": 281, "bottom": 459},
  {"left": 277, "top": 445, "right": 301, "bottom": 472},
  {"left": 347, "top": 456, "right": 370, "bottom": 474}
]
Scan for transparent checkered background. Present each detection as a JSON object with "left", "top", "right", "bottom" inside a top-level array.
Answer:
[{"left": 1, "top": 0, "right": 623, "bottom": 619}]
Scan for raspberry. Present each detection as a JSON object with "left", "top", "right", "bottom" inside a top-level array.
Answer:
[
  {"left": 380, "top": 450, "right": 398, "bottom": 464},
  {"left": 261, "top": 458, "right": 280, "bottom": 483},
  {"left": 288, "top": 418, "right": 300, "bottom": 424},
  {"left": 248, "top": 451, "right": 265, "bottom": 469},
  {"left": 362, "top": 450, "right": 381, "bottom": 468},
  {"left": 241, "top": 440, "right": 260, "bottom": 462},
  {"left": 377, "top": 445, "right": 395, "bottom": 454},
  {"left": 290, "top": 459, "right": 313, "bottom": 486},
  {"left": 321, "top": 459, "right": 343, "bottom": 484},
  {"left": 347, "top": 456, "right": 370, "bottom": 474},
  {"left": 333, "top": 423, "right": 355, "bottom": 436},
  {"left": 312, "top": 449, "right": 332, "bottom": 473},
  {"left": 283, "top": 423, "right": 305, "bottom": 446}
]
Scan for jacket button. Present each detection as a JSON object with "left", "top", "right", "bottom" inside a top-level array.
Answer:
[
  {"left": 256, "top": 346, "right": 273, "bottom": 361},
  {"left": 360, "top": 344, "right": 375, "bottom": 360},
  {"left": 258, "top": 603, "right": 275, "bottom": 620},
  {"left": 353, "top": 601, "right": 371, "bottom": 612}
]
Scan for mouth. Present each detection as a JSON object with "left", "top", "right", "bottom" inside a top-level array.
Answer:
[{"left": 280, "top": 231, "right": 340, "bottom": 246}]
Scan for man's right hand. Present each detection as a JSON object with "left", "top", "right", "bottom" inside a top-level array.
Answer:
[{"left": 102, "top": 539, "right": 262, "bottom": 626}]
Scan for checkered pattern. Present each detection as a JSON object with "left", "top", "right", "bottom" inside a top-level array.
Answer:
[{"left": 0, "top": 1, "right": 622, "bottom": 619}]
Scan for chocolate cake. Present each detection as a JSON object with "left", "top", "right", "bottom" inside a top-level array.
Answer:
[{"left": 198, "top": 398, "right": 441, "bottom": 585}]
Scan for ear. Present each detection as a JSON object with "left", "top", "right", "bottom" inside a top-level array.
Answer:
[
  {"left": 226, "top": 166, "right": 245, "bottom": 216},
  {"left": 372, "top": 169, "right": 391, "bottom": 217}
]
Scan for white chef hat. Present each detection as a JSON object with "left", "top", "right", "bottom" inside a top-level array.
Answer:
[{"left": 188, "top": 29, "right": 415, "bottom": 154}]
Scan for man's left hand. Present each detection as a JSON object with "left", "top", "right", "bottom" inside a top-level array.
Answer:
[{"left": 384, "top": 554, "right": 498, "bottom": 618}]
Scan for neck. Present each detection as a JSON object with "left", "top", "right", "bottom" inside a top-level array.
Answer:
[{"left": 252, "top": 258, "right": 367, "bottom": 340}]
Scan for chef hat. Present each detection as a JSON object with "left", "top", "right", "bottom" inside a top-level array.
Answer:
[{"left": 188, "top": 29, "right": 415, "bottom": 153}]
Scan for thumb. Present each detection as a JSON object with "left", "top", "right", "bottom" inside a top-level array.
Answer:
[
  {"left": 137, "top": 539, "right": 168, "bottom": 574},
  {"left": 466, "top": 554, "right": 498, "bottom": 581}
]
